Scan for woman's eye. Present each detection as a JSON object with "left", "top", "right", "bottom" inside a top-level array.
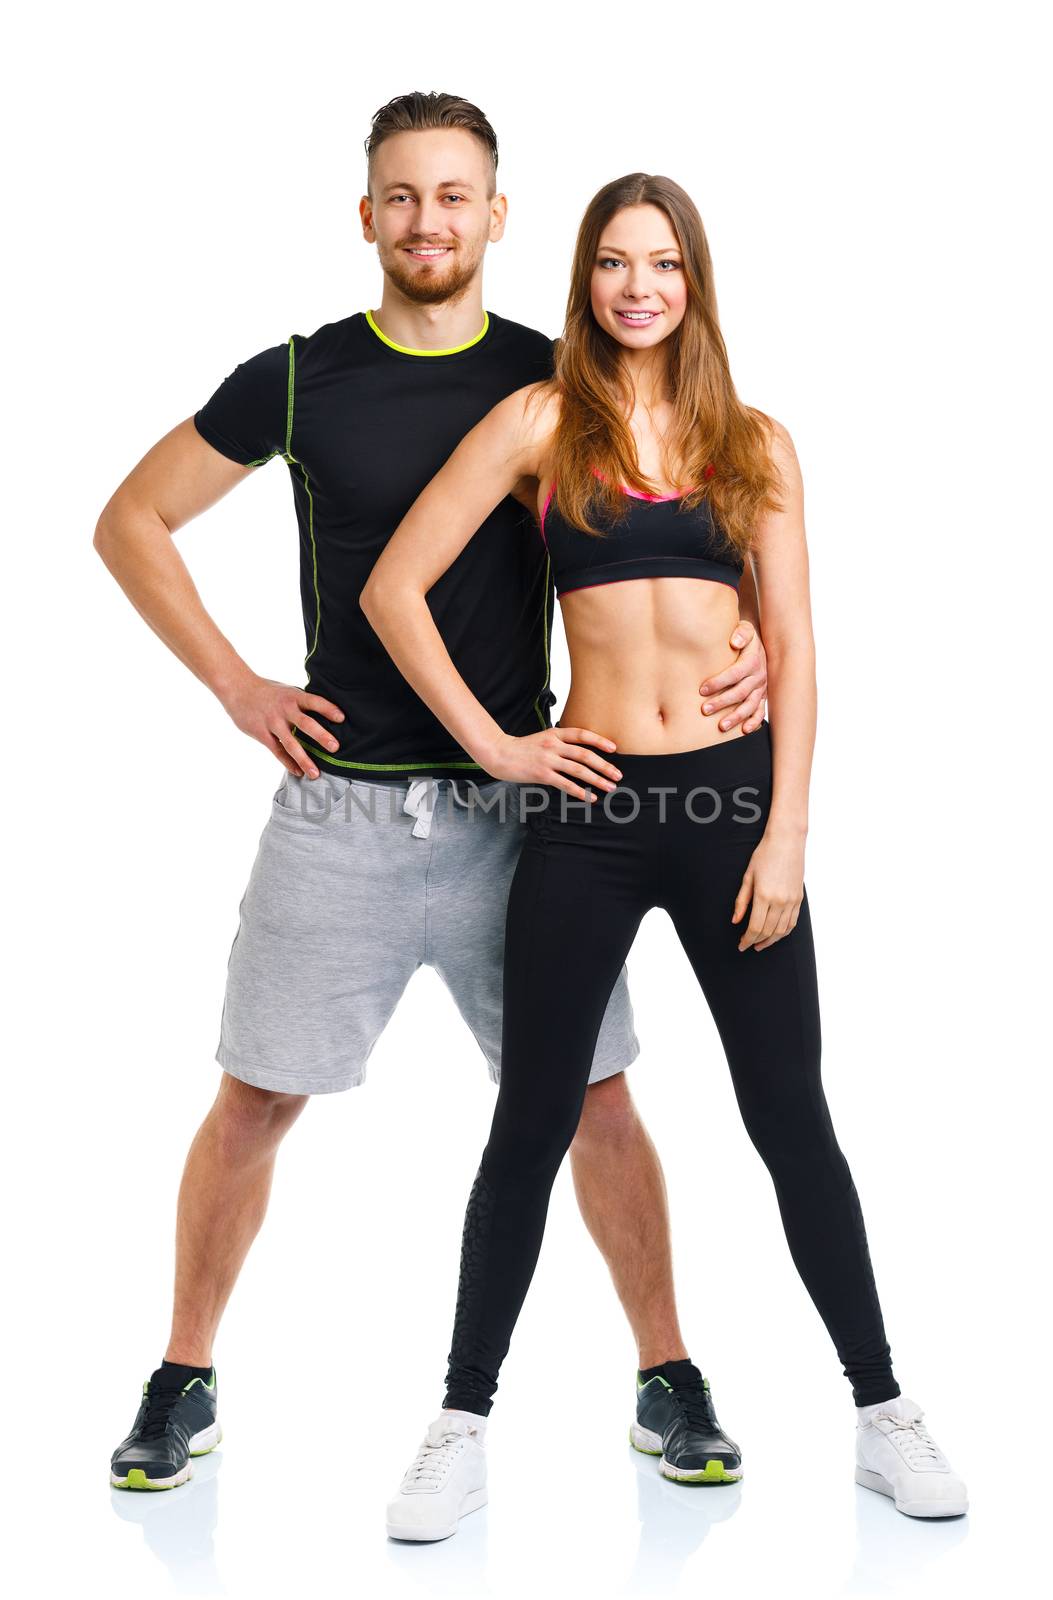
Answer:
[
  {"left": 655, "top": 259, "right": 681, "bottom": 271},
  {"left": 597, "top": 257, "right": 624, "bottom": 270}
]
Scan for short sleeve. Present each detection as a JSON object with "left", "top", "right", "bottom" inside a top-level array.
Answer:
[{"left": 193, "top": 341, "right": 290, "bottom": 466}]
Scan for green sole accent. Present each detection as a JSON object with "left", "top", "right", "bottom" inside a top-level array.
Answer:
[
  {"left": 661, "top": 1459, "right": 741, "bottom": 1485},
  {"left": 115, "top": 1467, "right": 179, "bottom": 1492},
  {"left": 628, "top": 1425, "right": 663, "bottom": 1457}
]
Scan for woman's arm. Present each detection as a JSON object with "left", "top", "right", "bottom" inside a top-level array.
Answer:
[
  {"left": 732, "top": 419, "right": 816, "bottom": 951},
  {"left": 360, "top": 385, "right": 623, "bottom": 799}
]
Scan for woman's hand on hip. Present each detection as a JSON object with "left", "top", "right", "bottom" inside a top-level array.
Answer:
[
  {"left": 484, "top": 729, "right": 623, "bottom": 800},
  {"left": 732, "top": 832, "right": 805, "bottom": 951}
]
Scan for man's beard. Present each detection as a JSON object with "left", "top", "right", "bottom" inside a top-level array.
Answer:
[{"left": 379, "top": 236, "right": 486, "bottom": 306}]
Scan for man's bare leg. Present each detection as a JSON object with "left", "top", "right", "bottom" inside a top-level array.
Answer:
[
  {"left": 569, "top": 1073, "right": 688, "bottom": 1369},
  {"left": 165, "top": 1073, "right": 309, "bottom": 1366}
]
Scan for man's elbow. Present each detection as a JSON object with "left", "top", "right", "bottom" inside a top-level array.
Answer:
[
  {"left": 93, "top": 486, "right": 134, "bottom": 561},
  {"left": 93, "top": 500, "right": 120, "bottom": 563}
]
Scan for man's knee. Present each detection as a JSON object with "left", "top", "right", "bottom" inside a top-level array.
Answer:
[
  {"left": 210, "top": 1071, "right": 309, "bottom": 1153},
  {"left": 573, "top": 1070, "right": 639, "bottom": 1150}
]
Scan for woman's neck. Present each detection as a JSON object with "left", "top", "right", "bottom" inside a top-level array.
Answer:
[{"left": 619, "top": 343, "right": 671, "bottom": 410}]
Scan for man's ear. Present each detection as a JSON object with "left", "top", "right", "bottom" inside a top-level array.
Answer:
[
  {"left": 360, "top": 195, "right": 375, "bottom": 242},
  {"left": 489, "top": 192, "right": 508, "bottom": 243}
]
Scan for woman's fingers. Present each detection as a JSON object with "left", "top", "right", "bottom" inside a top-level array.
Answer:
[
  {"left": 559, "top": 726, "right": 618, "bottom": 752},
  {"left": 731, "top": 868, "right": 754, "bottom": 925},
  {"left": 555, "top": 731, "right": 621, "bottom": 780},
  {"left": 554, "top": 759, "right": 615, "bottom": 792},
  {"left": 737, "top": 898, "right": 770, "bottom": 950},
  {"left": 739, "top": 890, "right": 791, "bottom": 950},
  {"left": 753, "top": 905, "right": 796, "bottom": 950},
  {"left": 748, "top": 899, "right": 801, "bottom": 951},
  {"left": 547, "top": 774, "right": 597, "bottom": 801}
]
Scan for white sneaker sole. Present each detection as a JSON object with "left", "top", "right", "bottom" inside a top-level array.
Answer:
[
  {"left": 855, "top": 1465, "right": 967, "bottom": 1518},
  {"left": 630, "top": 1421, "right": 743, "bottom": 1483},
  {"left": 386, "top": 1485, "right": 488, "bottom": 1542},
  {"left": 110, "top": 1421, "right": 222, "bottom": 1490}
]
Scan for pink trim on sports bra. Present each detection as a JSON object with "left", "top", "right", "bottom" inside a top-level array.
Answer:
[
  {"left": 537, "top": 461, "right": 716, "bottom": 544},
  {"left": 592, "top": 465, "right": 694, "bottom": 502},
  {"left": 539, "top": 484, "right": 554, "bottom": 546}
]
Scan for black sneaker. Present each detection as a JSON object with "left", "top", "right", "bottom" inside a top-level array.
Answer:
[
  {"left": 110, "top": 1366, "right": 221, "bottom": 1490},
  {"left": 630, "top": 1359, "right": 742, "bottom": 1484}
]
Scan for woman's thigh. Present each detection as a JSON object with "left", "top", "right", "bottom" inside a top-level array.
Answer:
[
  {"left": 491, "top": 823, "right": 648, "bottom": 1156},
  {"left": 663, "top": 824, "right": 823, "bottom": 1136}
]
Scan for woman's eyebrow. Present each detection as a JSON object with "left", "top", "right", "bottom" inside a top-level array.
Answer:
[{"left": 596, "top": 244, "right": 683, "bottom": 256}]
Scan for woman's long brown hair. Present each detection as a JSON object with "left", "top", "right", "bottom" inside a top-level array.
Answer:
[{"left": 533, "top": 173, "right": 783, "bottom": 554}]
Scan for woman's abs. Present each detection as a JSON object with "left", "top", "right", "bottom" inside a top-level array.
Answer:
[{"left": 557, "top": 577, "right": 747, "bottom": 753}]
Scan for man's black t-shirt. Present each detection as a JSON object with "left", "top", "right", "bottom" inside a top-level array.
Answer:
[{"left": 193, "top": 309, "right": 557, "bottom": 780}]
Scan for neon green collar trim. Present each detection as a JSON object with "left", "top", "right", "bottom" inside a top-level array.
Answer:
[{"left": 365, "top": 307, "right": 489, "bottom": 356}]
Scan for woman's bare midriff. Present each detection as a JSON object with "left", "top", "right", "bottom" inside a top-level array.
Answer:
[{"left": 556, "top": 577, "right": 746, "bottom": 754}]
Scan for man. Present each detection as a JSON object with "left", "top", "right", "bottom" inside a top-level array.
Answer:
[{"left": 98, "top": 92, "right": 767, "bottom": 1510}]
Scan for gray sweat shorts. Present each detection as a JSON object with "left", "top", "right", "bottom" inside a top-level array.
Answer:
[{"left": 216, "top": 770, "right": 640, "bottom": 1095}]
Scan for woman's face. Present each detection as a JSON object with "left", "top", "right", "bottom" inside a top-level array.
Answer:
[{"left": 589, "top": 203, "right": 688, "bottom": 350}]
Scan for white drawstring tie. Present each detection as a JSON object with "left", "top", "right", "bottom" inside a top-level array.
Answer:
[{"left": 402, "top": 778, "right": 475, "bottom": 839}]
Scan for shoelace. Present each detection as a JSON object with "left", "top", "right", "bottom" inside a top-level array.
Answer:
[
  {"left": 669, "top": 1381, "right": 718, "bottom": 1432},
  {"left": 403, "top": 1431, "right": 465, "bottom": 1488},
  {"left": 873, "top": 1411, "right": 945, "bottom": 1467},
  {"left": 138, "top": 1383, "right": 185, "bottom": 1440}
]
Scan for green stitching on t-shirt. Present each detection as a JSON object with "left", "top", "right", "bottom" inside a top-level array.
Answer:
[
  {"left": 284, "top": 336, "right": 295, "bottom": 458},
  {"left": 246, "top": 449, "right": 281, "bottom": 468},
  {"left": 280, "top": 336, "right": 321, "bottom": 665},
  {"left": 297, "top": 736, "right": 483, "bottom": 771}
]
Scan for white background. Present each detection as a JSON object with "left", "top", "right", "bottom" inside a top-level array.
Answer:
[{"left": 4, "top": 2, "right": 1049, "bottom": 1596}]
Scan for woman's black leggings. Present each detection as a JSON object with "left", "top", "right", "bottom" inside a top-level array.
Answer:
[{"left": 443, "top": 722, "right": 899, "bottom": 1413}]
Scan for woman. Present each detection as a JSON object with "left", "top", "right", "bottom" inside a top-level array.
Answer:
[{"left": 363, "top": 174, "right": 966, "bottom": 1538}]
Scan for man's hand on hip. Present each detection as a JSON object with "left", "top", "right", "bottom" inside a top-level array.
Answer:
[
  {"left": 699, "top": 621, "right": 768, "bottom": 734},
  {"left": 220, "top": 669, "right": 346, "bottom": 778}
]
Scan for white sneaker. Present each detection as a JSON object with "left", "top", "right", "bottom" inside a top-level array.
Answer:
[
  {"left": 386, "top": 1411, "right": 488, "bottom": 1542},
  {"left": 855, "top": 1395, "right": 968, "bottom": 1517}
]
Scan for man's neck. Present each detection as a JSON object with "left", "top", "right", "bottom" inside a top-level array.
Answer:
[{"left": 370, "top": 289, "right": 488, "bottom": 353}]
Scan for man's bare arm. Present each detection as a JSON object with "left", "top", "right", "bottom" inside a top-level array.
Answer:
[{"left": 93, "top": 418, "right": 344, "bottom": 776}]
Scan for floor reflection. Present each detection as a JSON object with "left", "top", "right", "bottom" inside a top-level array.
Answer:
[
  {"left": 626, "top": 1437, "right": 742, "bottom": 1590},
  {"left": 385, "top": 1487, "right": 490, "bottom": 1593},
  {"left": 109, "top": 1448, "right": 223, "bottom": 1594},
  {"left": 846, "top": 1479, "right": 968, "bottom": 1593}
]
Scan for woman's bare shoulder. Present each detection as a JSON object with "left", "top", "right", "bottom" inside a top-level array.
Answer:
[
  {"left": 482, "top": 381, "right": 561, "bottom": 477},
  {"left": 761, "top": 413, "right": 802, "bottom": 486},
  {"left": 507, "top": 379, "right": 562, "bottom": 441}
]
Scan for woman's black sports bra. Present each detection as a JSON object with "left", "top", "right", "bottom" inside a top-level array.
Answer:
[{"left": 539, "top": 468, "right": 744, "bottom": 598}]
